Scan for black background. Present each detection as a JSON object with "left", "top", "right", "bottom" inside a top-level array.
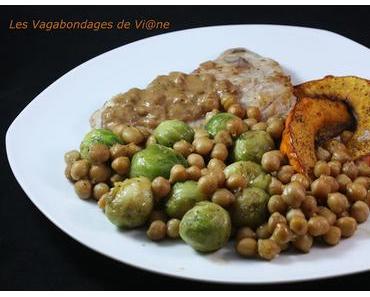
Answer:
[{"left": 1, "top": 5, "right": 370, "bottom": 290}]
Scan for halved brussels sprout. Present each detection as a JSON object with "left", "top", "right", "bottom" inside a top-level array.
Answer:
[
  {"left": 154, "top": 120, "right": 194, "bottom": 147},
  {"left": 232, "top": 187, "right": 269, "bottom": 228},
  {"left": 105, "top": 177, "right": 153, "bottom": 228},
  {"left": 179, "top": 201, "right": 231, "bottom": 252},
  {"left": 129, "top": 144, "right": 188, "bottom": 180},
  {"left": 80, "top": 128, "right": 122, "bottom": 159},
  {"left": 250, "top": 173, "right": 272, "bottom": 191},
  {"left": 166, "top": 181, "right": 207, "bottom": 219},
  {"left": 224, "top": 161, "right": 264, "bottom": 181},
  {"left": 205, "top": 112, "right": 238, "bottom": 137},
  {"left": 233, "top": 131, "right": 275, "bottom": 163}
]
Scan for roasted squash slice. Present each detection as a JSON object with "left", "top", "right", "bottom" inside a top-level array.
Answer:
[
  {"left": 280, "top": 97, "right": 352, "bottom": 176},
  {"left": 295, "top": 76, "right": 370, "bottom": 159}
]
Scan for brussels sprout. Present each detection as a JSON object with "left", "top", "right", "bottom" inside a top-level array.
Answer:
[
  {"left": 233, "top": 131, "right": 275, "bottom": 163},
  {"left": 80, "top": 128, "right": 122, "bottom": 159},
  {"left": 105, "top": 177, "right": 153, "bottom": 228},
  {"left": 224, "top": 161, "right": 264, "bottom": 181},
  {"left": 205, "top": 112, "right": 238, "bottom": 137},
  {"left": 179, "top": 201, "right": 231, "bottom": 252},
  {"left": 129, "top": 144, "right": 188, "bottom": 180},
  {"left": 154, "top": 120, "right": 194, "bottom": 147},
  {"left": 232, "top": 187, "right": 269, "bottom": 228},
  {"left": 166, "top": 181, "right": 207, "bottom": 219},
  {"left": 250, "top": 173, "right": 272, "bottom": 191}
]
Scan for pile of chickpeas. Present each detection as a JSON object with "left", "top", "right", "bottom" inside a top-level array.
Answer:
[{"left": 64, "top": 102, "right": 370, "bottom": 261}]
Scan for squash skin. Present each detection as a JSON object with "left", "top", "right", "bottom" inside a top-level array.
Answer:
[
  {"left": 280, "top": 97, "right": 352, "bottom": 176},
  {"left": 294, "top": 76, "right": 370, "bottom": 160}
]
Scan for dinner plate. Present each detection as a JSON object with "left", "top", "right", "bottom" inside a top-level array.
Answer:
[{"left": 6, "top": 25, "right": 370, "bottom": 284}]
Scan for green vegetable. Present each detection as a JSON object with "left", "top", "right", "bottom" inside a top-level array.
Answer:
[
  {"left": 166, "top": 181, "right": 207, "bottom": 219},
  {"left": 224, "top": 161, "right": 264, "bottom": 182},
  {"left": 233, "top": 131, "right": 275, "bottom": 163},
  {"left": 80, "top": 128, "right": 122, "bottom": 159},
  {"left": 154, "top": 120, "right": 194, "bottom": 147},
  {"left": 250, "top": 173, "right": 272, "bottom": 191},
  {"left": 129, "top": 144, "right": 188, "bottom": 180},
  {"left": 179, "top": 201, "right": 231, "bottom": 252},
  {"left": 205, "top": 112, "right": 238, "bottom": 137},
  {"left": 232, "top": 187, "right": 270, "bottom": 228},
  {"left": 105, "top": 177, "right": 153, "bottom": 228}
]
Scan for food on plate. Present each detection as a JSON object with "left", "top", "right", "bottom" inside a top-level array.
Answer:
[
  {"left": 179, "top": 201, "right": 231, "bottom": 252},
  {"left": 294, "top": 76, "right": 370, "bottom": 159},
  {"left": 194, "top": 48, "right": 296, "bottom": 120},
  {"left": 280, "top": 97, "right": 353, "bottom": 176},
  {"left": 64, "top": 49, "right": 370, "bottom": 261}
]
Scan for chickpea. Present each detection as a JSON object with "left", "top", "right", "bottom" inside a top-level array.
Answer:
[
  {"left": 93, "top": 182, "right": 110, "bottom": 200},
  {"left": 198, "top": 175, "right": 218, "bottom": 195},
  {"left": 301, "top": 195, "right": 318, "bottom": 218},
  {"left": 125, "top": 143, "right": 142, "bottom": 157},
  {"left": 209, "top": 169, "right": 226, "bottom": 187},
  {"left": 187, "top": 153, "right": 205, "bottom": 169},
  {"left": 317, "top": 206, "right": 337, "bottom": 225},
  {"left": 236, "top": 238, "right": 258, "bottom": 257},
  {"left": 340, "top": 130, "right": 353, "bottom": 144},
  {"left": 111, "top": 156, "right": 130, "bottom": 176},
  {"left": 336, "top": 216, "right": 357, "bottom": 238},
  {"left": 235, "top": 227, "right": 256, "bottom": 242},
  {"left": 308, "top": 216, "right": 330, "bottom": 236},
  {"left": 109, "top": 144, "right": 128, "bottom": 159},
  {"left": 277, "top": 165, "right": 295, "bottom": 184},
  {"left": 251, "top": 122, "right": 267, "bottom": 131},
  {"left": 331, "top": 150, "right": 351, "bottom": 163},
  {"left": 268, "top": 177, "right": 284, "bottom": 195},
  {"left": 147, "top": 220, "right": 167, "bottom": 241},
  {"left": 228, "top": 103, "right": 245, "bottom": 118},
  {"left": 342, "top": 161, "right": 358, "bottom": 180},
  {"left": 110, "top": 174, "right": 124, "bottom": 184},
  {"left": 292, "top": 234, "right": 313, "bottom": 253},
  {"left": 212, "top": 188, "right": 235, "bottom": 208},
  {"left": 74, "top": 179, "right": 92, "bottom": 199},
  {"left": 207, "top": 158, "right": 226, "bottom": 171},
  {"left": 166, "top": 219, "right": 180, "bottom": 239},
  {"left": 289, "top": 216, "right": 308, "bottom": 236},
  {"left": 194, "top": 128, "right": 209, "bottom": 139},
  {"left": 322, "top": 175, "right": 339, "bottom": 193},
  {"left": 354, "top": 177, "right": 370, "bottom": 189},
  {"left": 151, "top": 177, "right": 171, "bottom": 200},
  {"left": 350, "top": 201, "right": 370, "bottom": 223},
  {"left": 328, "top": 161, "right": 342, "bottom": 177},
  {"left": 261, "top": 151, "right": 281, "bottom": 172},
  {"left": 88, "top": 143, "right": 110, "bottom": 163},
  {"left": 286, "top": 209, "right": 305, "bottom": 222},
  {"left": 121, "top": 126, "right": 144, "bottom": 144},
  {"left": 226, "top": 118, "right": 245, "bottom": 137},
  {"left": 65, "top": 164, "right": 73, "bottom": 181},
  {"left": 257, "top": 239, "right": 281, "bottom": 260},
  {"left": 148, "top": 210, "right": 167, "bottom": 224},
  {"left": 211, "top": 143, "right": 228, "bottom": 161},
  {"left": 169, "top": 164, "right": 188, "bottom": 183},
  {"left": 186, "top": 166, "right": 202, "bottom": 181},
  {"left": 316, "top": 147, "right": 331, "bottom": 161},
  {"left": 267, "top": 195, "right": 287, "bottom": 214},
  {"left": 324, "top": 140, "right": 347, "bottom": 153},
  {"left": 214, "top": 130, "right": 233, "bottom": 147},
  {"left": 246, "top": 106, "right": 261, "bottom": 121},
  {"left": 311, "top": 177, "right": 331, "bottom": 201},
  {"left": 367, "top": 191, "right": 370, "bottom": 207},
  {"left": 70, "top": 159, "right": 90, "bottom": 181},
  {"left": 314, "top": 161, "right": 331, "bottom": 178},
  {"left": 268, "top": 212, "right": 287, "bottom": 233},
  {"left": 225, "top": 174, "right": 247, "bottom": 191},
  {"left": 64, "top": 150, "right": 80, "bottom": 164},
  {"left": 173, "top": 140, "right": 194, "bottom": 157},
  {"left": 111, "top": 124, "right": 126, "bottom": 137},
  {"left": 327, "top": 192, "right": 349, "bottom": 214},
  {"left": 282, "top": 181, "right": 306, "bottom": 208},
  {"left": 266, "top": 118, "right": 284, "bottom": 139},
  {"left": 346, "top": 182, "right": 367, "bottom": 202},
  {"left": 271, "top": 223, "right": 291, "bottom": 245},
  {"left": 193, "top": 137, "right": 214, "bottom": 156},
  {"left": 291, "top": 173, "right": 310, "bottom": 190},
  {"left": 244, "top": 118, "right": 257, "bottom": 128},
  {"left": 357, "top": 161, "right": 370, "bottom": 177},
  {"left": 89, "top": 164, "right": 111, "bottom": 184},
  {"left": 256, "top": 223, "right": 271, "bottom": 239},
  {"left": 98, "top": 193, "right": 108, "bottom": 209},
  {"left": 201, "top": 168, "right": 210, "bottom": 176},
  {"left": 323, "top": 226, "right": 341, "bottom": 246},
  {"left": 337, "top": 174, "right": 352, "bottom": 193},
  {"left": 145, "top": 135, "right": 157, "bottom": 147}
]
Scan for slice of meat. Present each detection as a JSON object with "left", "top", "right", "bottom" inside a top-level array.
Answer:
[{"left": 194, "top": 48, "right": 296, "bottom": 120}]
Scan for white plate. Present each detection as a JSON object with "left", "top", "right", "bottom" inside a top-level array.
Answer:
[{"left": 6, "top": 25, "right": 370, "bottom": 284}]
